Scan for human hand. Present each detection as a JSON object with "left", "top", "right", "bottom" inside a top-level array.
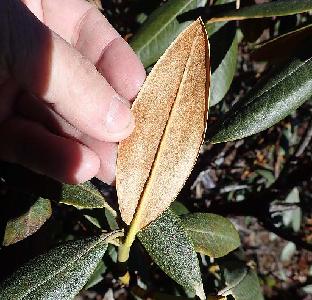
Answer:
[{"left": 0, "top": 0, "right": 145, "bottom": 184}]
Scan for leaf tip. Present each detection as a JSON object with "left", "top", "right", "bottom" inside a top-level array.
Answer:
[{"left": 196, "top": 283, "right": 206, "bottom": 300}]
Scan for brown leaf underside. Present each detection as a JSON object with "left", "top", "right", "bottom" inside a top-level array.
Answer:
[{"left": 116, "top": 19, "right": 210, "bottom": 229}]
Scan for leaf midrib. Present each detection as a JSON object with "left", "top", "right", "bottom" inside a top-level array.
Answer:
[
  {"left": 228, "top": 56, "right": 312, "bottom": 125},
  {"left": 185, "top": 227, "right": 239, "bottom": 244},
  {"left": 211, "top": 0, "right": 312, "bottom": 20},
  {"left": 18, "top": 235, "right": 109, "bottom": 300},
  {"left": 133, "top": 25, "right": 205, "bottom": 228}
]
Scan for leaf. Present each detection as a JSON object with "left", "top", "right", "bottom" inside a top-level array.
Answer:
[
  {"left": 224, "top": 269, "right": 263, "bottom": 300},
  {"left": 282, "top": 187, "right": 301, "bottom": 232},
  {"left": 206, "top": 46, "right": 312, "bottom": 144},
  {"left": 251, "top": 23, "right": 312, "bottom": 63},
  {"left": 84, "top": 214, "right": 101, "bottom": 229},
  {"left": 170, "top": 201, "right": 189, "bottom": 216},
  {"left": 131, "top": 0, "right": 236, "bottom": 107},
  {"left": 3, "top": 197, "right": 52, "bottom": 246},
  {"left": 117, "top": 19, "right": 210, "bottom": 230},
  {"left": 138, "top": 210, "right": 205, "bottom": 300},
  {"left": 83, "top": 207, "right": 119, "bottom": 231},
  {"left": 208, "top": 21, "right": 238, "bottom": 106},
  {"left": 219, "top": 259, "right": 263, "bottom": 300},
  {"left": 105, "top": 208, "right": 119, "bottom": 230},
  {"left": 130, "top": 0, "right": 207, "bottom": 68},
  {"left": 0, "top": 232, "right": 121, "bottom": 300},
  {"left": 60, "top": 182, "right": 116, "bottom": 216},
  {"left": 83, "top": 260, "right": 107, "bottom": 290},
  {"left": 206, "top": 0, "right": 238, "bottom": 106},
  {"left": 208, "top": 0, "right": 312, "bottom": 23},
  {"left": 280, "top": 242, "right": 296, "bottom": 262},
  {"left": 181, "top": 213, "right": 240, "bottom": 258},
  {"left": 255, "top": 169, "right": 275, "bottom": 187}
]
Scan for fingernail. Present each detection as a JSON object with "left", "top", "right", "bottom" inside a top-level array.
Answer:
[{"left": 105, "top": 96, "right": 133, "bottom": 133}]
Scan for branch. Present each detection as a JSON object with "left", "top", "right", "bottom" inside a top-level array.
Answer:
[{"left": 260, "top": 218, "right": 312, "bottom": 252}]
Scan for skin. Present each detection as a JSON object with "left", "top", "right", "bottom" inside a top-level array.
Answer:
[{"left": 0, "top": 0, "right": 146, "bottom": 184}]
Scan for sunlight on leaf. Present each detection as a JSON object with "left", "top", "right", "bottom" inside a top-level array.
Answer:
[
  {"left": 117, "top": 19, "right": 210, "bottom": 231},
  {"left": 0, "top": 232, "right": 122, "bottom": 300},
  {"left": 138, "top": 210, "right": 205, "bottom": 300},
  {"left": 208, "top": 0, "right": 312, "bottom": 23},
  {"left": 181, "top": 213, "right": 240, "bottom": 258}
]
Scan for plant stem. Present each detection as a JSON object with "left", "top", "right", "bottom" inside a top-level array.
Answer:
[
  {"left": 117, "top": 212, "right": 143, "bottom": 285},
  {"left": 117, "top": 210, "right": 142, "bottom": 262}
]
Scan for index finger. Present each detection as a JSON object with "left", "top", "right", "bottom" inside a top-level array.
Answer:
[{"left": 36, "top": 0, "right": 146, "bottom": 100}]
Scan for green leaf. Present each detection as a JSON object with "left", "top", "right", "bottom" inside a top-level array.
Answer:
[
  {"left": 105, "top": 208, "right": 119, "bottom": 230},
  {"left": 60, "top": 182, "right": 116, "bottom": 216},
  {"left": 255, "top": 169, "right": 275, "bottom": 187},
  {"left": 0, "top": 232, "right": 121, "bottom": 300},
  {"left": 84, "top": 207, "right": 119, "bottom": 231},
  {"left": 207, "top": 0, "right": 238, "bottom": 106},
  {"left": 208, "top": 0, "right": 312, "bottom": 23},
  {"left": 170, "top": 201, "right": 189, "bottom": 216},
  {"left": 219, "top": 259, "right": 263, "bottom": 300},
  {"left": 84, "top": 214, "right": 101, "bottom": 229},
  {"left": 3, "top": 198, "right": 52, "bottom": 246},
  {"left": 208, "top": 22, "right": 238, "bottom": 106},
  {"left": 282, "top": 187, "right": 301, "bottom": 232},
  {"left": 251, "top": 23, "right": 312, "bottom": 63},
  {"left": 206, "top": 46, "right": 312, "bottom": 143},
  {"left": 138, "top": 210, "right": 205, "bottom": 300},
  {"left": 83, "top": 260, "right": 107, "bottom": 290},
  {"left": 181, "top": 213, "right": 240, "bottom": 258},
  {"left": 131, "top": 0, "right": 207, "bottom": 68},
  {"left": 224, "top": 269, "right": 263, "bottom": 300}
]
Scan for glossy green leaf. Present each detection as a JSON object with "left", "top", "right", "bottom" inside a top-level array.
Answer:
[
  {"left": 138, "top": 210, "right": 205, "bottom": 300},
  {"left": 206, "top": 0, "right": 238, "bottom": 106},
  {"left": 60, "top": 182, "right": 116, "bottom": 216},
  {"left": 181, "top": 213, "right": 240, "bottom": 258},
  {"left": 0, "top": 232, "right": 121, "bottom": 300},
  {"left": 251, "top": 23, "right": 312, "bottom": 63},
  {"left": 130, "top": 0, "right": 207, "bottom": 67},
  {"left": 208, "top": 0, "right": 312, "bottom": 23},
  {"left": 219, "top": 260, "right": 263, "bottom": 300},
  {"left": 206, "top": 47, "right": 312, "bottom": 143},
  {"left": 208, "top": 22, "right": 238, "bottom": 106},
  {"left": 3, "top": 198, "right": 52, "bottom": 246}
]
